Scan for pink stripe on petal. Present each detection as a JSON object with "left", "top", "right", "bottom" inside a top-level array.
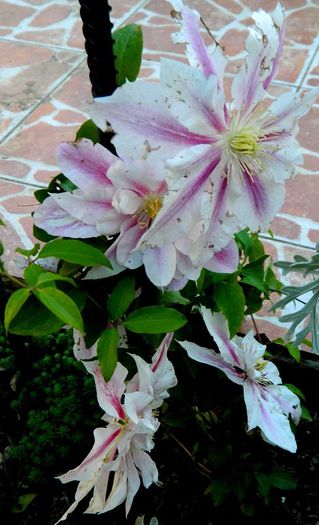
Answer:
[
  {"left": 57, "top": 139, "right": 116, "bottom": 190},
  {"left": 242, "top": 171, "right": 268, "bottom": 220}
]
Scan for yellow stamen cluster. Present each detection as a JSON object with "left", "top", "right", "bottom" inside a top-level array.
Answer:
[
  {"left": 135, "top": 195, "right": 163, "bottom": 229},
  {"left": 229, "top": 131, "right": 259, "bottom": 156}
]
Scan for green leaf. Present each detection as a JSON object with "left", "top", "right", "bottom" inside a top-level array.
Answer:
[
  {"left": 97, "top": 328, "right": 119, "bottom": 382},
  {"left": 285, "top": 383, "right": 305, "bottom": 400},
  {"left": 249, "top": 234, "right": 265, "bottom": 261},
  {"left": 24, "top": 264, "right": 47, "bottom": 286},
  {"left": 235, "top": 229, "right": 252, "bottom": 255},
  {"left": 267, "top": 469, "right": 297, "bottom": 490},
  {"left": 76, "top": 119, "right": 100, "bottom": 143},
  {"left": 242, "top": 285, "right": 263, "bottom": 315},
  {"left": 214, "top": 277, "right": 245, "bottom": 338},
  {"left": 107, "top": 275, "right": 135, "bottom": 320},
  {"left": 4, "top": 288, "right": 30, "bottom": 332},
  {"left": 36, "top": 272, "right": 75, "bottom": 288},
  {"left": 0, "top": 218, "right": 6, "bottom": 226},
  {"left": 265, "top": 266, "right": 282, "bottom": 292},
  {"left": 286, "top": 342, "right": 301, "bottom": 363},
  {"left": 113, "top": 24, "right": 143, "bottom": 86},
  {"left": 34, "top": 288, "right": 84, "bottom": 333},
  {"left": 8, "top": 295, "right": 64, "bottom": 336},
  {"left": 16, "top": 244, "right": 40, "bottom": 258},
  {"left": 0, "top": 240, "right": 3, "bottom": 257},
  {"left": 12, "top": 493, "right": 37, "bottom": 513},
  {"left": 210, "top": 478, "right": 231, "bottom": 506},
  {"left": 34, "top": 188, "right": 50, "bottom": 204},
  {"left": 38, "top": 239, "right": 112, "bottom": 268},
  {"left": 124, "top": 306, "right": 187, "bottom": 334},
  {"left": 33, "top": 223, "right": 56, "bottom": 242},
  {"left": 159, "top": 290, "right": 190, "bottom": 306},
  {"left": 255, "top": 473, "right": 270, "bottom": 499},
  {"left": 301, "top": 405, "right": 312, "bottom": 422}
]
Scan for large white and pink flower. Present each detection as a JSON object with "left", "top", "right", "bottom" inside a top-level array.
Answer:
[
  {"left": 34, "top": 138, "right": 238, "bottom": 287},
  {"left": 56, "top": 333, "right": 177, "bottom": 522},
  {"left": 91, "top": 1, "right": 318, "bottom": 256},
  {"left": 179, "top": 307, "right": 301, "bottom": 453}
]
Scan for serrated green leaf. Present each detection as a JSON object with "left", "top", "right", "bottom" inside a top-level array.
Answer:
[
  {"left": 38, "top": 239, "right": 112, "bottom": 268},
  {"left": 4, "top": 288, "right": 30, "bottom": 332},
  {"left": 113, "top": 24, "right": 143, "bottom": 85},
  {"left": 214, "top": 277, "right": 245, "bottom": 338},
  {"left": 124, "top": 306, "right": 186, "bottom": 334},
  {"left": 107, "top": 275, "right": 135, "bottom": 320},
  {"left": 76, "top": 119, "right": 100, "bottom": 143},
  {"left": 34, "top": 288, "right": 84, "bottom": 333},
  {"left": 267, "top": 469, "right": 297, "bottom": 490},
  {"left": 97, "top": 328, "right": 119, "bottom": 382}
]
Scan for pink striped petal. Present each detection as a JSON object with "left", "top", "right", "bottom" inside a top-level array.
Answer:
[
  {"left": 57, "top": 139, "right": 116, "bottom": 190},
  {"left": 84, "top": 361, "right": 127, "bottom": 420},
  {"left": 161, "top": 58, "right": 226, "bottom": 134},
  {"left": 205, "top": 239, "right": 239, "bottom": 274},
  {"left": 90, "top": 81, "right": 212, "bottom": 161},
  {"left": 179, "top": 339, "right": 244, "bottom": 385},
  {"left": 33, "top": 195, "right": 99, "bottom": 238}
]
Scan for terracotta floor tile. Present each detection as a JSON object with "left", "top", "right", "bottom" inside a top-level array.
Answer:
[
  {"left": 0, "top": 41, "right": 83, "bottom": 140},
  {"left": 29, "top": 3, "right": 73, "bottom": 27},
  {"left": 0, "top": 1, "right": 35, "bottom": 26}
]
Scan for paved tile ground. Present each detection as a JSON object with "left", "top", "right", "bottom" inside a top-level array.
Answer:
[{"left": 0, "top": 0, "right": 318, "bottom": 339}]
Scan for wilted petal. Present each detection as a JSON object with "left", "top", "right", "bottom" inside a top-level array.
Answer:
[
  {"left": 57, "top": 139, "right": 116, "bottom": 190},
  {"left": 73, "top": 330, "right": 97, "bottom": 361},
  {"left": 86, "top": 466, "right": 110, "bottom": 513},
  {"left": 57, "top": 427, "right": 121, "bottom": 484},
  {"left": 243, "top": 381, "right": 298, "bottom": 452},
  {"left": 84, "top": 361, "right": 127, "bottom": 420},
  {"left": 179, "top": 339, "right": 244, "bottom": 385},
  {"left": 200, "top": 308, "right": 243, "bottom": 368},
  {"left": 131, "top": 445, "right": 158, "bottom": 488},
  {"left": 100, "top": 462, "right": 128, "bottom": 514},
  {"left": 125, "top": 451, "right": 141, "bottom": 516}
]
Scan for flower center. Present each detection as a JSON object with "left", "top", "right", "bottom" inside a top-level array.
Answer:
[
  {"left": 135, "top": 195, "right": 163, "bottom": 229},
  {"left": 229, "top": 130, "right": 259, "bottom": 156}
]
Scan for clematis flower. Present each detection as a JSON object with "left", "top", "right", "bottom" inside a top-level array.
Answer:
[
  {"left": 91, "top": 1, "right": 318, "bottom": 255},
  {"left": 34, "top": 138, "right": 238, "bottom": 287},
  {"left": 179, "top": 307, "right": 301, "bottom": 452},
  {"left": 56, "top": 334, "right": 177, "bottom": 522}
]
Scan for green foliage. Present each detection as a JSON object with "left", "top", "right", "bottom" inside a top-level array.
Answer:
[
  {"left": 76, "top": 119, "right": 100, "bottom": 143},
  {"left": 214, "top": 275, "right": 245, "bottom": 338},
  {"left": 3, "top": 329, "right": 100, "bottom": 485},
  {"left": 124, "top": 306, "right": 187, "bottom": 334},
  {"left": 97, "top": 327, "right": 119, "bottom": 382},
  {"left": 107, "top": 274, "right": 136, "bottom": 320},
  {"left": 113, "top": 24, "right": 143, "bottom": 86},
  {"left": 38, "top": 239, "right": 112, "bottom": 268}
]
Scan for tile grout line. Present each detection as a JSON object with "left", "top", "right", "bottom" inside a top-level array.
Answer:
[
  {"left": 0, "top": 55, "right": 87, "bottom": 145},
  {"left": 0, "top": 35, "right": 84, "bottom": 54},
  {"left": 0, "top": 175, "right": 45, "bottom": 189}
]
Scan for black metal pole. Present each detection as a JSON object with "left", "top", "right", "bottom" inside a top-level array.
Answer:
[
  {"left": 79, "top": 0, "right": 117, "bottom": 151},
  {"left": 79, "top": 0, "right": 117, "bottom": 98}
]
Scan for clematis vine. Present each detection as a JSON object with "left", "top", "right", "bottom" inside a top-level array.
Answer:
[
  {"left": 179, "top": 307, "right": 301, "bottom": 453},
  {"left": 34, "top": 138, "right": 238, "bottom": 288},
  {"left": 56, "top": 333, "right": 177, "bottom": 522},
  {"left": 91, "top": 0, "right": 318, "bottom": 262}
]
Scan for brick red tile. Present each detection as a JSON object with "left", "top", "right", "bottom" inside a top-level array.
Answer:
[
  {"left": 30, "top": 3, "right": 73, "bottom": 27},
  {"left": 0, "top": 1, "right": 35, "bottom": 26},
  {"left": 0, "top": 159, "right": 29, "bottom": 180},
  {"left": 271, "top": 217, "right": 302, "bottom": 241}
]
